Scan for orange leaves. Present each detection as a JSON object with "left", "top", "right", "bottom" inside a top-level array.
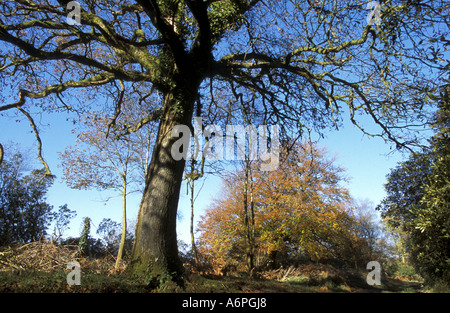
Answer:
[{"left": 198, "top": 142, "right": 356, "bottom": 268}]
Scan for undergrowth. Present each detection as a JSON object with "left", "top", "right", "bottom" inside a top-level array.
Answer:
[{"left": 0, "top": 241, "right": 438, "bottom": 293}]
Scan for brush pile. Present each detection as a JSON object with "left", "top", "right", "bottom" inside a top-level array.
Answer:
[
  {"left": 0, "top": 240, "right": 78, "bottom": 272},
  {"left": 261, "top": 264, "right": 365, "bottom": 286}
]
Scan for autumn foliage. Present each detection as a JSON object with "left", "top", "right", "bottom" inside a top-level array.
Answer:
[{"left": 197, "top": 142, "right": 362, "bottom": 272}]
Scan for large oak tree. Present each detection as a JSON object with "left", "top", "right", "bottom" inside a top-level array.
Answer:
[{"left": 0, "top": 0, "right": 448, "bottom": 281}]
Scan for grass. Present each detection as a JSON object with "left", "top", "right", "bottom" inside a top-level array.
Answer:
[
  {"left": 0, "top": 269, "right": 148, "bottom": 293},
  {"left": 0, "top": 241, "right": 439, "bottom": 293},
  {"left": 0, "top": 266, "right": 429, "bottom": 293}
]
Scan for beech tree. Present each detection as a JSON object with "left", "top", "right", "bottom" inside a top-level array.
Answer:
[
  {"left": 0, "top": 0, "right": 447, "bottom": 281},
  {"left": 197, "top": 142, "right": 357, "bottom": 269}
]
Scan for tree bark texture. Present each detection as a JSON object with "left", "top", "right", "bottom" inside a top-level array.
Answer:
[
  {"left": 116, "top": 177, "right": 127, "bottom": 268},
  {"left": 190, "top": 176, "right": 199, "bottom": 264},
  {"left": 130, "top": 80, "right": 199, "bottom": 282}
]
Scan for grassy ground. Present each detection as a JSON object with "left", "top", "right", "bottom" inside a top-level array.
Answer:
[
  {"left": 0, "top": 242, "right": 434, "bottom": 293},
  {"left": 181, "top": 266, "right": 426, "bottom": 293},
  {"left": 0, "top": 266, "right": 426, "bottom": 293}
]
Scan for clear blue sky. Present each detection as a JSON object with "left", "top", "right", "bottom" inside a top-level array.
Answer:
[
  {"left": 0, "top": 103, "right": 416, "bottom": 245},
  {"left": 0, "top": 0, "right": 443, "bottom": 250}
]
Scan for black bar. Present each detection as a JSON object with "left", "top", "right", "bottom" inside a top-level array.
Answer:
[{"left": 0, "top": 292, "right": 444, "bottom": 312}]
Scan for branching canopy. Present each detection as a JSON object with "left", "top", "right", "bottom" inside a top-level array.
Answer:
[{"left": 0, "top": 0, "right": 448, "bottom": 171}]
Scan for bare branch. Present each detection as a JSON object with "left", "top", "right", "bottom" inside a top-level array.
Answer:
[
  {"left": 16, "top": 106, "right": 53, "bottom": 178},
  {"left": 0, "top": 73, "right": 115, "bottom": 112},
  {"left": 106, "top": 80, "right": 126, "bottom": 138},
  {"left": 0, "top": 143, "right": 3, "bottom": 166}
]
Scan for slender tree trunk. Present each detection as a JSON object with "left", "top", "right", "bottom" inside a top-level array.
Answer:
[
  {"left": 243, "top": 159, "right": 254, "bottom": 271},
  {"left": 0, "top": 143, "right": 3, "bottom": 165},
  {"left": 129, "top": 81, "right": 198, "bottom": 283},
  {"left": 249, "top": 167, "right": 255, "bottom": 270},
  {"left": 188, "top": 154, "right": 204, "bottom": 265},
  {"left": 269, "top": 250, "right": 277, "bottom": 269},
  {"left": 116, "top": 177, "right": 127, "bottom": 268},
  {"left": 189, "top": 176, "right": 199, "bottom": 264}
]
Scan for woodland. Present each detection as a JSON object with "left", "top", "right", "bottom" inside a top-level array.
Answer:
[{"left": 0, "top": 0, "right": 449, "bottom": 293}]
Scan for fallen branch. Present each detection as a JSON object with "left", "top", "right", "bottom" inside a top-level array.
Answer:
[{"left": 281, "top": 265, "right": 295, "bottom": 282}]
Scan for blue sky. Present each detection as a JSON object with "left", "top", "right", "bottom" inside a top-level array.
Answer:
[
  {"left": 0, "top": 0, "right": 444, "bottom": 250},
  {"left": 0, "top": 103, "right": 413, "bottom": 245}
]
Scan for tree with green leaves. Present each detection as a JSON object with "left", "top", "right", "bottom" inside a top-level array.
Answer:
[
  {"left": 378, "top": 86, "right": 450, "bottom": 285},
  {"left": 0, "top": 149, "right": 54, "bottom": 245},
  {"left": 0, "top": 0, "right": 447, "bottom": 281},
  {"left": 413, "top": 87, "right": 450, "bottom": 284},
  {"left": 78, "top": 216, "right": 91, "bottom": 256}
]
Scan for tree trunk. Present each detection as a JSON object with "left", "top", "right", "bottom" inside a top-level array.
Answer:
[
  {"left": 189, "top": 176, "right": 199, "bottom": 264},
  {"left": 129, "top": 82, "right": 197, "bottom": 284},
  {"left": 116, "top": 177, "right": 127, "bottom": 268},
  {"left": 243, "top": 159, "right": 255, "bottom": 271},
  {"left": 249, "top": 167, "right": 255, "bottom": 269},
  {"left": 0, "top": 143, "right": 3, "bottom": 165},
  {"left": 269, "top": 250, "right": 278, "bottom": 269}
]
